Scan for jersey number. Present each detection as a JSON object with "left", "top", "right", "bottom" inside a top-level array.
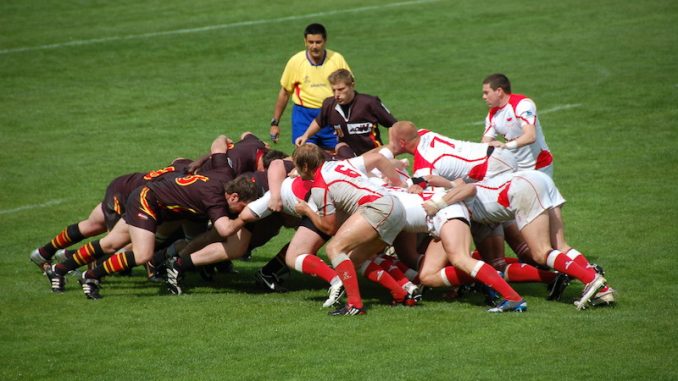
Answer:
[
  {"left": 335, "top": 165, "right": 361, "bottom": 178},
  {"left": 175, "top": 174, "right": 209, "bottom": 186},
  {"left": 143, "top": 166, "right": 176, "bottom": 180},
  {"left": 430, "top": 136, "right": 455, "bottom": 149}
]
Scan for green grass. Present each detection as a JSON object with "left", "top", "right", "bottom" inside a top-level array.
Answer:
[{"left": 1, "top": 0, "right": 677, "bottom": 379}]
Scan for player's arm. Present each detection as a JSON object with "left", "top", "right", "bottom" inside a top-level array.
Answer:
[
  {"left": 361, "top": 152, "right": 404, "bottom": 187},
  {"left": 422, "top": 183, "right": 477, "bottom": 216},
  {"left": 266, "top": 159, "right": 287, "bottom": 212},
  {"left": 270, "top": 87, "right": 291, "bottom": 143},
  {"left": 295, "top": 119, "right": 322, "bottom": 146},
  {"left": 212, "top": 211, "right": 250, "bottom": 239},
  {"left": 295, "top": 201, "right": 337, "bottom": 236}
]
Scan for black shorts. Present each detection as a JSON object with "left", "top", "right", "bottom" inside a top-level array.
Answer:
[
  {"left": 298, "top": 216, "right": 331, "bottom": 241},
  {"left": 123, "top": 186, "right": 160, "bottom": 233}
]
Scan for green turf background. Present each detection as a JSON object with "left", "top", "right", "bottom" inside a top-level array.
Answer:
[{"left": 1, "top": 0, "right": 676, "bottom": 379}]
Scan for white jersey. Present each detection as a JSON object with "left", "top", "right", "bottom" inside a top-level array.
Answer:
[
  {"left": 466, "top": 170, "right": 565, "bottom": 229},
  {"left": 311, "top": 158, "right": 389, "bottom": 216},
  {"left": 412, "top": 130, "right": 516, "bottom": 182},
  {"left": 248, "top": 176, "right": 315, "bottom": 219},
  {"left": 484, "top": 94, "right": 553, "bottom": 174}
]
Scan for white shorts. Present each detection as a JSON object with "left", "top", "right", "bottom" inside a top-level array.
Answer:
[
  {"left": 509, "top": 171, "right": 565, "bottom": 230},
  {"left": 427, "top": 202, "right": 470, "bottom": 239},
  {"left": 358, "top": 195, "right": 405, "bottom": 245}
]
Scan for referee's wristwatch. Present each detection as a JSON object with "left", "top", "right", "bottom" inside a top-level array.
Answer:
[{"left": 270, "top": 118, "right": 279, "bottom": 126}]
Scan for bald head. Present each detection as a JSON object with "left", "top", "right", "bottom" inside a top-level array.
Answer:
[{"left": 389, "top": 121, "right": 420, "bottom": 155}]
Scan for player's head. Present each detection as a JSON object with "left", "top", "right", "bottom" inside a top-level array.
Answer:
[
  {"left": 262, "top": 149, "right": 288, "bottom": 169},
  {"left": 224, "top": 175, "right": 263, "bottom": 213},
  {"left": 482, "top": 73, "right": 511, "bottom": 108},
  {"left": 328, "top": 69, "right": 356, "bottom": 105},
  {"left": 304, "top": 23, "right": 327, "bottom": 62},
  {"left": 389, "top": 121, "right": 419, "bottom": 154},
  {"left": 304, "top": 23, "right": 327, "bottom": 39},
  {"left": 293, "top": 144, "right": 325, "bottom": 180}
]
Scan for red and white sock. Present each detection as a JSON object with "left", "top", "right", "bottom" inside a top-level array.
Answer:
[
  {"left": 471, "top": 261, "right": 522, "bottom": 302},
  {"left": 331, "top": 254, "right": 362, "bottom": 308},
  {"left": 504, "top": 263, "right": 557, "bottom": 284},
  {"left": 360, "top": 260, "right": 408, "bottom": 301},
  {"left": 295, "top": 254, "right": 338, "bottom": 284},
  {"left": 547, "top": 250, "right": 596, "bottom": 284},
  {"left": 439, "top": 266, "right": 474, "bottom": 286}
]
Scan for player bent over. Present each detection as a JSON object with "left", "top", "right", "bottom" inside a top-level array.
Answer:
[{"left": 422, "top": 170, "right": 616, "bottom": 309}]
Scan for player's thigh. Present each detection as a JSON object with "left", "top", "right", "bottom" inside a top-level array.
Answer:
[
  {"left": 518, "top": 211, "right": 553, "bottom": 265},
  {"left": 548, "top": 207, "right": 569, "bottom": 251},
  {"left": 419, "top": 239, "right": 450, "bottom": 284},
  {"left": 286, "top": 226, "right": 326, "bottom": 268},
  {"left": 326, "top": 213, "right": 378, "bottom": 256},
  {"left": 439, "top": 219, "right": 474, "bottom": 271},
  {"left": 80, "top": 203, "right": 107, "bottom": 236},
  {"left": 221, "top": 228, "right": 251, "bottom": 260},
  {"left": 128, "top": 224, "right": 156, "bottom": 264}
]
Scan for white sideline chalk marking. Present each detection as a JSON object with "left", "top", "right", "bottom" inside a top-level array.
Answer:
[
  {"left": 0, "top": 0, "right": 439, "bottom": 55},
  {"left": 0, "top": 199, "right": 67, "bottom": 215},
  {"left": 467, "top": 103, "right": 583, "bottom": 126}
]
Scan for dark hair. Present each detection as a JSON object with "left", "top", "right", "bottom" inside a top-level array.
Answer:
[
  {"left": 263, "top": 150, "right": 288, "bottom": 169},
  {"left": 224, "top": 175, "right": 263, "bottom": 202},
  {"left": 483, "top": 73, "right": 511, "bottom": 94},
  {"left": 304, "top": 23, "right": 327, "bottom": 39}
]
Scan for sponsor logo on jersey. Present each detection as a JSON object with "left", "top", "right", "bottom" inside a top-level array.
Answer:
[{"left": 347, "top": 122, "right": 372, "bottom": 135}]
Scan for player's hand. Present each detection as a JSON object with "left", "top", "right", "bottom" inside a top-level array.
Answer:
[
  {"left": 269, "top": 125, "right": 280, "bottom": 144},
  {"left": 407, "top": 184, "right": 424, "bottom": 194},
  {"left": 268, "top": 196, "right": 283, "bottom": 213},
  {"left": 294, "top": 200, "right": 309, "bottom": 216},
  {"left": 488, "top": 140, "right": 504, "bottom": 148},
  {"left": 295, "top": 136, "right": 307, "bottom": 146},
  {"left": 422, "top": 200, "right": 439, "bottom": 216}
]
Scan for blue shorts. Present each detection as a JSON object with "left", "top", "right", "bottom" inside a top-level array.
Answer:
[{"left": 291, "top": 104, "right": 338, "bottom": 150}]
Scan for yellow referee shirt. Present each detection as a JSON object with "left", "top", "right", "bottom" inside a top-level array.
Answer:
[{"left": 280, "top": 49, "right": 351, "bottom": 109}]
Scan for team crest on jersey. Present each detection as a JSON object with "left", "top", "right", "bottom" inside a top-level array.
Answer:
[
  {"left": 347, "top": 122, "right": 372, "bottom": 135},
  {"left": 333, "top": 125, "right": 345, "bottom": 137}
]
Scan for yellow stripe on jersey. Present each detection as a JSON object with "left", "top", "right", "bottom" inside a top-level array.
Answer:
[{"left": 280, "top": 49, "right": 351, "bottom": 109}]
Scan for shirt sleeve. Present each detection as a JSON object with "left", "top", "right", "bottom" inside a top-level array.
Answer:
[
  {"left": 372, "top": 96, "right": 397, "bottom": 127},
  {"left": 279, "top": 56, "right": 298, "bottom": 93},
  {"left": 483, "top": 114, "right": 496, "bottom": 138},
  {"left": 515, "top": 98, "right": 537, "bottom": 126}
]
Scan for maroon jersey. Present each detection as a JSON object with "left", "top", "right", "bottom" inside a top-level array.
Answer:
[
  {"left": 101, "top": 159, "right": 192, "bottom": 229},
  {"left": 316, "top": 92, "right": 397, "bottom": 155},
  {"left": 144, "top": 161, "right": 236, "bottom": 224},
  {"left": 226, "top": 134, "right": 268, "bottom": 175}
]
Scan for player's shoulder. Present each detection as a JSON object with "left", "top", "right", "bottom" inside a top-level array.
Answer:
[
  {"left": 509, "top": 94, "right": 535, "bottom": 109},
  {"left": 286, "top": 50, "right": 309, "bottom": 65},
  {"left": 324, "top": 49, "right": 349, "bottom": 66}
]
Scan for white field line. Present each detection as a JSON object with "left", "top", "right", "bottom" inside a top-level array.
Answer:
[
  {"left": 467, "top": 103, "right": 583, "bottom": 126},
  {"left": 0, "top": 0, "right": 439, "bottom": 55},
  {"left": 0, "top": 199, "right": 67, "bottom": 215}
]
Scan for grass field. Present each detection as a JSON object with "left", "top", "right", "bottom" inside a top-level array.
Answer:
[{"left": 1, "top": 0, "right": 677, "bottom": 379}]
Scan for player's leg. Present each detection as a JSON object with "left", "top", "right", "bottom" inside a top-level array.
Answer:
[
  {"left": 73, "top": 220, "right": 134, "bottom": 299},
  {"left": 440, "top": 219, "right": 525, "bottom": 311},
  {"left": 548, "top": 207, "right": 615, "bottom": 306},
  {"left": 31, "top": 203, "right": 107, "bottom": 270},
  {"left": 324, "top": 213, "right": 380, "bottom": 314},
  {"left": 166, "top": 228, "right": 251, "bottom": 295},
  {"left": 520, "top": 211, "right": 604, "bottom": 308}
]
